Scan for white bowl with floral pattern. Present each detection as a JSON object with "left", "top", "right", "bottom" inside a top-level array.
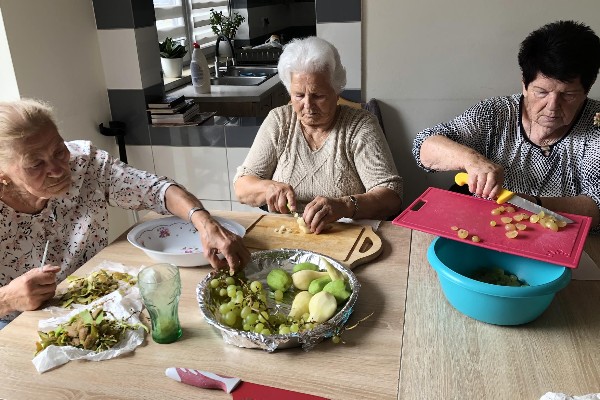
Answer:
[{"left": 127, "top": 216, "right": 246, "bottom": 267}]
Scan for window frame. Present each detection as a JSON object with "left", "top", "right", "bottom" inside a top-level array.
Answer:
[{"left": 154, "top": 0, "right": 230, "bottom": 67}]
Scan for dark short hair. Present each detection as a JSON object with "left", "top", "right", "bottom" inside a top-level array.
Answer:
[{"left": 518, "top": 20, "right": 600, "bottom": 93}]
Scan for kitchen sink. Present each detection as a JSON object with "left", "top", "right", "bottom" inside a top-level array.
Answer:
[
  {"left": 221, "top": 66, "right": 278, "bottom": 77},
  {"left": 210, "top": 65, "right": 278, "bottom": 86},
  {"left": 210, "top": 75, "right": 270, "bottom": 86}
]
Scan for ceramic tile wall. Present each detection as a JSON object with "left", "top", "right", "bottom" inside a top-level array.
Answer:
[
  {"left": 317, "top": 22, "right": 361, "bottom": 97},
  {"left": 225, "top": 123, "right": 262, "bottom": 212},
  {"left": 232, "top": 202, "right": 268, "bottom": 213},
  {"left": 92, "top": 0, "right": 162, "bottom": 173},
  {"left": 152, "top": 145, "right": 231, "bottom": 203},
  {"left": 315, "top": 0, "right": 362, "bottom": 102},
  {"left": 96, "top": 29, "right": 144, "bottom": 89},
  {"left": 144, "top": 122, "right": 264, "bottom": 212},
  {"left": 202, "top": 200, "right": 234, "bottom": 211}
]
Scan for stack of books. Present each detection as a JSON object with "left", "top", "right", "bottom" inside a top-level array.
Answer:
[{"left": 147, "top": 95, "right": 204, "bottom": 126}]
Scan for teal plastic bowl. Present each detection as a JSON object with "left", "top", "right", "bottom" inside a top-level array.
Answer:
[{"left": 427, "top": 237, "right": 571, "bottom": 325}]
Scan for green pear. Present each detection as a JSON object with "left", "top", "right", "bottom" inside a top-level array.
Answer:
[
  {"left": 292, "top": 262, "right": 319, "bottom": 273},
  {"left": 308, "top": 276, "right": 332, "bottom": 294},
  {"left": 322, "top": 280, "right": 351, "bottom": 304},
  {"left": 266, "top": 268, "right": 292, "bottom": 292}
]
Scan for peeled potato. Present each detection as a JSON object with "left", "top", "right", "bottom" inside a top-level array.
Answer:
[{"left": 297, "top": 217, "right": 310, "bottom": 234}]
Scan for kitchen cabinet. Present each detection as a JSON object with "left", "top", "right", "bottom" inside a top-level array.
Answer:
[
  {"left": 136, "top": 119, "right": 266, "bottom": 212},
  {"left": 152, "top": 145, "right": 231, "bottom": 207}
]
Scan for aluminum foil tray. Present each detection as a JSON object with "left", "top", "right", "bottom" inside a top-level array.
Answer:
[{"left": 197, "top": 249, "right": 360, "bottom": 352}]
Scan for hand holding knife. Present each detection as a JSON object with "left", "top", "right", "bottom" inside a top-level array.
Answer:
[{"left": 454, "top": 172, "right": 573, "bottom": 224}]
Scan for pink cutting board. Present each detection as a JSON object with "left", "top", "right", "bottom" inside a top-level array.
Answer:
[{"left": 393, "top": 187, "right": 592, "bottom": 268}]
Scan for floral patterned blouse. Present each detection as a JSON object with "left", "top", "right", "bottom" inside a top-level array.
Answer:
[{"left": 0, "top": 141, "right": 175, "bottom": 322}]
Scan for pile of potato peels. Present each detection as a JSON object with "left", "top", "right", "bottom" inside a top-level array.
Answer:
[
  {"left": 58, "top": 269, "right": 136, "bottom": 307},
  {"left": 35, "top": 308, "right": 146, "bottom": 355}
]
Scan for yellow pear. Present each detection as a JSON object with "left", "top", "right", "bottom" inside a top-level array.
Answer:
[
  {"left": 291, "top": 270, "right": 329, "bottom": 290},
  {"left": 288, "top": 291, "right": 313, "bottom": 320}
]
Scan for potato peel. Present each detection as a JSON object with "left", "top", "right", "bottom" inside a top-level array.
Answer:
[{"left": 58, "top": 270, "right": 136, "bottom": 308}]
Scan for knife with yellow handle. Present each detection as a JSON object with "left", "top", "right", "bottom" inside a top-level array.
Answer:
[{"left": 454, "top": 172, "right": 573, "bottom": 224}]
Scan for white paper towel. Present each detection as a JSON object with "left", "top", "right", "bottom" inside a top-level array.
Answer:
[
  {"left": 541, "top": 392, "right": 600, "bottom": 400},
  {"left": 33, "top": 261, "right": 147, "bottom": 373}
]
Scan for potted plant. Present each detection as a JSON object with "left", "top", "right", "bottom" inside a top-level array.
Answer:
[
  {"left": 159, "top": 37, "right": 188, "bottom": 78},
  {"left": 209, "top": 9, "right": 245, "bottom": 57}
]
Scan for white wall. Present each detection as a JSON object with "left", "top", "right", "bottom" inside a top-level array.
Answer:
[
  {"left": 0, "top": 0, "right": 133, "bottom": 241},
  {"left": 317, "top": 22, "right": 362, "bottom": 91},
  {"left": 364, "top": 1, "right": 600, "bottom": 206},
  {"left": 0, "top": 7, "right": 18, "bottom": 100}
]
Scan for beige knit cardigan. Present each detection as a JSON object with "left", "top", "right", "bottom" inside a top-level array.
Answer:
[{"left": 234, "top": 104, "right": 403, "bottom": 210}]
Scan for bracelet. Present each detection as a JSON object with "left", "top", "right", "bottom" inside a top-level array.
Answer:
[
  {"left": 533, "top": 196, "right": 542, "bottom": 206},
  {"left": 187, "top": 206, "right": 208, "bottom": 223},
  {"left": 348, "top": 195, "right": 359, "bottom": 219}
]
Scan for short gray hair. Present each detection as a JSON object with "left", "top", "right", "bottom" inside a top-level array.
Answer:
[
  {"left": 0, "top": 98, "right": 57, "bottom": 169},
  {"left": 277, "top": 36, "right": 347, "bottom": 94}
]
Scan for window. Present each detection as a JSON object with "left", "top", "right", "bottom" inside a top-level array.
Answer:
[{"left": 153, "top": 0, "right": 229, "bottom": 63}]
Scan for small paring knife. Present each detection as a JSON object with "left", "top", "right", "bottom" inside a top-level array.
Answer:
[{"left": 454, "top": 172, "right": 573, "bottom": 224}]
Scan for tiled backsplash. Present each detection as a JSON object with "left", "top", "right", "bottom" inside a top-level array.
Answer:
[{"left": 126, "top": 118, "right": 263, "bottom": 212}]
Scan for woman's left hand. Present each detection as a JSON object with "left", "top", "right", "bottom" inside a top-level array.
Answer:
[
  {"left": 199, "top": 219, "right": 251, "bottom": 274},
  {"left": 303, "top": 196, "right": 347, "bottom": 234}
]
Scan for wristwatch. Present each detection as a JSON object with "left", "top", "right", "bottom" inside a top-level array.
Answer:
[{"left": 348, "top": 195, "right": 359, "bottom": 219}]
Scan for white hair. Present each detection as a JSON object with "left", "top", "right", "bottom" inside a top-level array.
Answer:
[
  {"left": 277, "top": 37, "right": 347, "bottom": 94},
  {"left": 0, "top": 98, "right": 57, "bottom": 170}
]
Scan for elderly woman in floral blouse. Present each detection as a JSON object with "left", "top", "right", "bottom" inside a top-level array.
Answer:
[{"left": 0, "top": 98, "right": 250, "bottom": 327}]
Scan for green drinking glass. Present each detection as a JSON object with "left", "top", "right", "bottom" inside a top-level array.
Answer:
[{"left": 138, "top": 264, "right": 183, "bottom": 344}]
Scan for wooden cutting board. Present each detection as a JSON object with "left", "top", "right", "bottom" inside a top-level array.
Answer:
[
  {"left": 243, "top": 214, "right": 382, "bottom": 269},
  {"left": 392, "top": 187, "right": 592, "bottom": 268}
]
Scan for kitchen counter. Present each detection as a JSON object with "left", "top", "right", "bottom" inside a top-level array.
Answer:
[
  {"left": 167, "top": 75, "right": 288, "bottom": 117},
  {"left": 168, "top": 74, "right": 284, "bottom": 103}
]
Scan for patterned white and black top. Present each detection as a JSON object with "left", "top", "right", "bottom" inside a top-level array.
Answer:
[
  {"left": 413, "top": 94, "right": 600, "bottom": 233},
  {"left": 0, "top": 141, "right": 176, "bottom": 322}
]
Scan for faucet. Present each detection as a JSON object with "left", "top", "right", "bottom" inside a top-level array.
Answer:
[{"left": 214, "top": 35, "right": 236, "bottom": 78}]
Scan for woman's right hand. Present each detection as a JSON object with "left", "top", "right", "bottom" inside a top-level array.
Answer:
[
  {"left": 1, "top": 265, "right": 60, "bottom": 313},
  {"left": 265, "top": 182, "right": 298, "bottom": 213},
  {"left": 464, "top": 158, "right": 505, "bottom": 199}
]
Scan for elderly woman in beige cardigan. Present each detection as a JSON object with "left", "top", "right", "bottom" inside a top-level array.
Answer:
[{"left": 234, "top": 37, "right": 403, "bottom": 234}]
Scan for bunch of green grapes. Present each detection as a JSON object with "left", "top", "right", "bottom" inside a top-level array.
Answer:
[
  {"left": 208, "top": 272, "right": 316, "bottom": 335},
  {"left": 470, "top": 267, "right": 529, "bottom": 287}
]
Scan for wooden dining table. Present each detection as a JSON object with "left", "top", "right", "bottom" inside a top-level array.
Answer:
[{"left": 0, "top": 210, "right": 599, "bottom": 399}]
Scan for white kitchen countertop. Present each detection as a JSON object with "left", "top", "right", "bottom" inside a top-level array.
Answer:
[{"left": 167, "top": 74, "right": 283, "bottom": 103}]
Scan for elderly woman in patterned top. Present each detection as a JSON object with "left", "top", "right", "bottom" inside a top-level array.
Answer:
[
  {"left": 234, "top": 37, "right": 403, "bottom": 233},
  {"left": 0, "top": 99, "right": 250, "bottom": 327},
  {"left": 413, "top": 20, "right": 600, "bottom": 232}
]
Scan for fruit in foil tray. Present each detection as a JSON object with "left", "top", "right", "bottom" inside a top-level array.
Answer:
[{"left": 207, "top": 255, "right": 353, "bottom": 336}]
